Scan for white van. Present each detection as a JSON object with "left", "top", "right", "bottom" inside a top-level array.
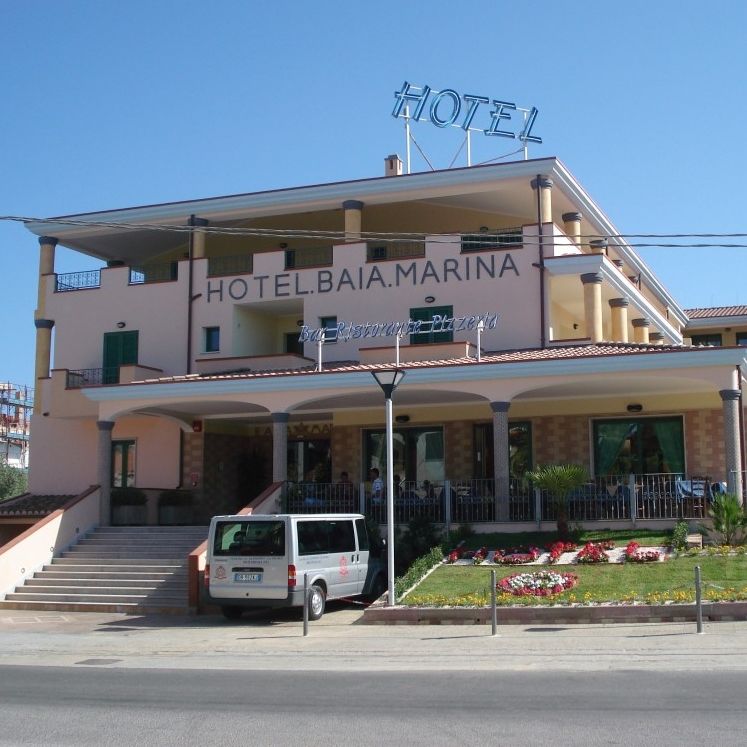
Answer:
[{"left": 205, "top": 513, "right": 386, "bottom": 620}]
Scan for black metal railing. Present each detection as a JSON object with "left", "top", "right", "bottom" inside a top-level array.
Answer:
[
  {"left": 366, "top": 241, "right": 425, "bottom": 262},
  {"left": 207, "top": 254, "right": 254, "bottom": 277},
  {"left": 461, "top": 226, "right": 523, "bottom": 253},
  {"left": 66, "top": 367, "right": 120, "bottom": 388},
  {"left": 55, "top": 270, "right": 101, "bottom": 292},
  {"left": 284, "top": 247, "right": 333, "bottom": 270},
  {"left": 129, "top": 262, "right": 178, "bottom": 284}
]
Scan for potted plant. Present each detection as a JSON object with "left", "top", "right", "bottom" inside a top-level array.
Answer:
[
  {"left": 111, "top": 487, "right": 147, "bottom": 526},
  {"left": 158, "top": 489, "right": 194, "bottom": 526}
]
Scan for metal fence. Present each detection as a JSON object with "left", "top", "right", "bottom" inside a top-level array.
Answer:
[
  {"left": 282, "top": 472, "right": 717, "bottom": 527},
  {"left": 460, "top": 227, "right": 523, "bottom": 253},
  {"left": 207, "top": 254, "right": 254, "bottom": 277},
  {"left": 129, "top": 262, "right": 178, "bottom": 284},
  {"left": 55, "top": 270, "right": 101, "bottom": 292},
  {"left": 366, "top": 241, "right": 425, "bottom": 262},
  {"left": 284, "top": 247, "right": 333, "bottom": 269},
  {"left": 66, "top": 368, "right": 120, "bottom": 388}
]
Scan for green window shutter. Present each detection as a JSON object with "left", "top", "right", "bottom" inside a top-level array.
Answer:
[
  {"left": 103, "top": 331, "right": 139, "bottom": 384},
  {"left": 409, "top": 306, "right": 453, "bottom": 344}
]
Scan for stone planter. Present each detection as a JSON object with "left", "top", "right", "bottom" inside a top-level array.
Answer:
[{"left": 111, "top": 504, "right": 147, "bottom": 526}]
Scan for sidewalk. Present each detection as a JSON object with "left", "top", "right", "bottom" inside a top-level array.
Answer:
[{"left": 2, "top": 605, "right": 747, "bottom": 673}]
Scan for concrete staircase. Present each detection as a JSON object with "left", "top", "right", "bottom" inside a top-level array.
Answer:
[{"left": 0, "top": 526, "right": 207, "bottom": 614}]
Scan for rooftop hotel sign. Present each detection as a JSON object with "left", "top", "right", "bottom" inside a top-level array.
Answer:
[{"left": 392, "top": 81, "right": 541, "bottom": 143}]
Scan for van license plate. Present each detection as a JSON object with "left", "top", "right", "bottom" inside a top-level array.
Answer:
[{"left": 235, "top": 572, "right": 262, "bottom": 583}]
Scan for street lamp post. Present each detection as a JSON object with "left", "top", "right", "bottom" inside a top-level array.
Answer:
[{"left": 371, "top": 368, "right": 406, "bottom": 607}]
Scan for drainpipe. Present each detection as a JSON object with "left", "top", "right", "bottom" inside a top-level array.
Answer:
[{"left": 187, "top": 214, "right": 195, "bottom": 375}]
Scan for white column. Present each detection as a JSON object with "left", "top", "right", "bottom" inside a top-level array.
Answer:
[
  {"left": 271, "top": 413, "right": 289, "bottom": 483},
  {"left": 97, "top": 420, "right": 115, "bottom": 526},
  {"left": 491, "top": 401, "right": 510, "bottom": 522}
]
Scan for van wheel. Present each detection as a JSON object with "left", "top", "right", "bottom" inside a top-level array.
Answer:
[
  {"left": 221, "top": 605, "right": 243, "bottom": 620},
  {"left": 307, "top": 584, "right": 325, "bottom": 621}
]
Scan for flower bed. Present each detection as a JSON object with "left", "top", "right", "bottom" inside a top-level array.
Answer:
[
  {"left": 498, "top": 570, "right": 578, "bottom": 597},
  {"left": 576, "top": 542, "right": 610, "bottom": 564},
  {"left": 546, "top": 541, "right": 577, "bottom": 563},
  {"left": 494, "top": 546, "right": 541, "bottom": 565},
  {"left": 625, "top": 541, "right": 662, "bottom": 563}
]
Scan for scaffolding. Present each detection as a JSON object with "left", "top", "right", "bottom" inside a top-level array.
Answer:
[{"left": 0, "top": 382, "right": 34, "bottom": 470}]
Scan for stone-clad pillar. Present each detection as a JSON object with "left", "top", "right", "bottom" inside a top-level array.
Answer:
[
  {"left": 720, "top": 389, "right": 743, "bottom": 501},
  {"left": 272, "top": 413, "right": 289, "bottom": 483},
  {"left": 342, "top": 200, "right": 364, "bottom": 243},
  {"left": 581, "top": 272, "right": 603, "bottom": 343},
  {"left": 530, "top": 176, "right": 553, "bottom": 224},
  {"left": 562, "top": 212, "right": 582, "bottom": 247},
  {"left": 491, "top": 402, "right": 511, "bottom": 522},
  {"left": 97, "top": 420, "right": 115, "bottom": 526},
  {"left": 192, "top": 218, "right": 209, "bottom": 260},
  {"left": 632, "top": 317, "right": 650, "bottom": 344},
  {"left": 609, "top": 298, "right": 629, "bottom": 343}
]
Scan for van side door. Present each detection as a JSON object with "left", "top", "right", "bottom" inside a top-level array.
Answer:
[
  {"left": 326, "top": 519, "right": 359, "bottom": 598},
  {"left": 354, "top": 518, "right": 370, "bottom": 593}
]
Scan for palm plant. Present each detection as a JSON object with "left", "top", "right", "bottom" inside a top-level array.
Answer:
[
  {"left": 708, "top": 493, "right": 747, "bottom": 546},
  {"left": 526, "top": 463, "right": 589, "bottom": 538}
]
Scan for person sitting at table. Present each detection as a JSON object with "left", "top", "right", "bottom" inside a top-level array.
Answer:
[
  {"left": 335, "top": 471, "right": 355, "bottom": 507},
  {"left": 369, "top": 467, "right": 384, "bottom": 505},
  {"left": 422, "top": 480, "right": 436, "bottom": 502}
]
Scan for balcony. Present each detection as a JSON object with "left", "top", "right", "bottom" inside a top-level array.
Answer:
[
  {"left": 284, "top": 246, "right": 333, "bottom": 269},
  {"left": 55, "top": 270, "right": 101, "bottom": 292},
  {"left": 129, "top": 261, "right": 178, "bottom": 285},
  {"left": 207, "top": 254, "right": 253, "bottom": 277},
  {"left": 366, "top": 240, "right": 425, "bottom": 262},
  {"left": 460, "top": 227, "right": 523, "bottom": 253}
]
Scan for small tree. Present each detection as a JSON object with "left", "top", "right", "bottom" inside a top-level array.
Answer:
[
  {"left": 0, "top": 460, "right": 27, "bottom": 502},
  {"left": 527, "top": 464, "right": 589, "bottom": 538},
  {"left": 708, "top": 493, "right": 747, "bottom": 546}
]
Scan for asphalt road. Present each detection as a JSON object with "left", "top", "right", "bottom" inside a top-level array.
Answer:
[{"left": 1, "top": 666, "right": 744, "bottom": 746}]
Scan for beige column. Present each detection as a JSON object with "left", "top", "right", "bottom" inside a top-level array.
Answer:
[
  {"left": 272, "top": 413, "right": 289, "bottom": 483},
  {"left": 342, "top": 200, "right": 364, "bottom": 243},
  {"left": 589, "top": 238, "right": 607, "bottom": 255},
  {"left": 609, "top": 298, "right": 629, "bottom": 343},
  {"left": 632, "top": 318, "right": 650, "bottom": 344},
  {"left": 649, "top": 332, "right": 665, "bottom": 346},
  {"left": 561, "top": 211, "right": 582, "bottom": 247},
  {"left": 192, "top": 217, "right": 209, "bottom": 260},
  {"left": 37, "top": 236, "right": 57, "bottom": 311},
  {"left": 34, "top": 236, "right": 58, "bottom": 414},
  {"left": 490, "top": 402, "right": 511, "bottom": 522},
  {"left": 97, "top": 420, "right": 115, "bottom": 526},
  {"left": 581, "top": 273, "right": 603, "bottom": 343},
  {"left": 530, "top": 176, "right": 553, "bottom": 224},
  {"left": 720, "top": 389, "right": 743, "bottom": 501}
]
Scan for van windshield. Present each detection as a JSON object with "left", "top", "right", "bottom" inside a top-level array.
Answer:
[{"left": 213, "top": 520, "right": 286, "bottom": 557}]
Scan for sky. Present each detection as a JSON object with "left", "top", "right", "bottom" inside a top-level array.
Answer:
[{"left": 2, "top": 0, "right": 746, "bottom": 387}]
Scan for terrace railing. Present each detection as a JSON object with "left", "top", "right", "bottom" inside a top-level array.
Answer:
[
  {"left": 55, "top": 270, "right": 101, "bottom": 292},
  {"left": 366, "top": 241, "right": 425, "bottom": 262},
  {"left": 129, "top": 262, "right": 178, "bottom": 285},
  {"left": 461, "top": 227, "right": 523, "bottom": 253},
  {"left": 284, "top": 247, "right": 333, "bottom": 270},
  {"left": 207, "top": 254, "right": 254, "bottom": 277},
  {"left": 66, "top": 367, "right": 120, "bottom": 388}
]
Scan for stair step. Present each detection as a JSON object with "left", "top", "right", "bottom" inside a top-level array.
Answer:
[
  {"left": 40, "top": 569, "right": 185, "bottom": 580},
  {"left": 52, "top": 557, "right": 186, "bottom": 566},
  {"left": 0, "top": 600, "right": 189, "bottom": 614},
  {"left": 26, "top": 578, "right": 188, "bottom": 589},
  {"left": 5, "top": 591, "right": 188, "bottom": 604}
]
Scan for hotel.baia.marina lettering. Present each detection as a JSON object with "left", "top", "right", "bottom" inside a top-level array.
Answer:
[{"left": 206, "top": 254, "right": 519, "bottom": 303}]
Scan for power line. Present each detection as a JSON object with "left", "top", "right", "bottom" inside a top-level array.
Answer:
[{"left": 2, "top": 215, "right": 747, "bottom": 248}]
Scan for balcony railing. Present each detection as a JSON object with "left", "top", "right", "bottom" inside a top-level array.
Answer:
[
  {"left": 284, "top": 246, "right": 333, "bottom": 270},
  {"left": 55, "top": 270, "right": 101, "bottom": 292},
  {"left": 129, "top": 262, "right": 178, "bottom": 285},
  {"left": 207, "top": 254, "right": 254, "bottom": 277},
  {"left": 366, "top": 241, "right": 425, "bottom": 262},
  {"left": 461, "top": 227, "right": 523, "bottom": 253},
  {"left": 66, "top": 367, "right": 120, "bottom": 388}
]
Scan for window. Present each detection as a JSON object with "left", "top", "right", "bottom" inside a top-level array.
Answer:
[
  {"left": 409, "top": 306, "right": 453, "bottom": 345},
  {"left": 736, "top": 332, "right": 747, "bottom": 346},
  {"left": 111, "top": 440, "right": 136, "bottom": 487},
  {"left": 690, "top": 333, "right": 722, "bottom": 347},
  {"left": 593, "top": 417, "right": 684, "bottom": 476},
  {"left": 320, "top": 316, "right": 338, "bottom": 343},
  {"left": 364, "top": 427, "right": 444, "bottom": 484},
  {"left": 204, "top": 326, "right": 220, "bottom": 353},
  {"left": 212, "top": 520, "right": 285, "bottom": 557},
  {"left": 297, "top": 519, "right": 356, "bottom": 555},
  {"left": 284, "top": 332, "right": 303, "bottom": 356}
]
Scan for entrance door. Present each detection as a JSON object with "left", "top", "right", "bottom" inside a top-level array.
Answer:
[{"left": 103, "top": 331, "right": 139, "bottom": 384}]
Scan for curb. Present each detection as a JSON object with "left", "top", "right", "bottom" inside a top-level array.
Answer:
[{"left": 361, "top": 601, "right": 747, "bottom": 625}]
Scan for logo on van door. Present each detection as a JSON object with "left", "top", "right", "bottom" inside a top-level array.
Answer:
[
  {"left": 215, "top": 566, "right": 226, "bottom": 580},
  {"left": 339, "top": 555, "right": 349, "bottom": 577}
]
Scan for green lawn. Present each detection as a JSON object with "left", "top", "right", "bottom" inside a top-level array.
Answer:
[{"left": 402, "top": 553, "right": 747, "bottom": 607}]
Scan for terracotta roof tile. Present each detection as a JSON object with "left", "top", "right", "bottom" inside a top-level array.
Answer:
[
  {"left": 686, "top": 305, "right": 747, "bottom": 319},
  {"left": 0, "top": 493, "right": 74, "bottom": 518},
  {"left": 135, "top": 342, "right": 712, "bottom": 387}
]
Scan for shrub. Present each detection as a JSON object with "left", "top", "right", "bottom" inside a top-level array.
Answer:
[
  {"left": 395, "top": 515, "right": 443, "bottom": 574},
  {"left": 708, "top": 493, "right": 747, "bottom": 546},
  {"left": 111, "top": 487, "right": 147, "bottom": 506},
  {"left": 158, "top": 489, "right": 193, "bottom": 507},
  {"left": 671, "top": 520, "right": 689, "bottom": 551},
  {"left": 0, "top": 460, "right": 27, "bottom": 502},
  {"left": 395, "top": 545, "right": 443, "bottom": 600}
]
